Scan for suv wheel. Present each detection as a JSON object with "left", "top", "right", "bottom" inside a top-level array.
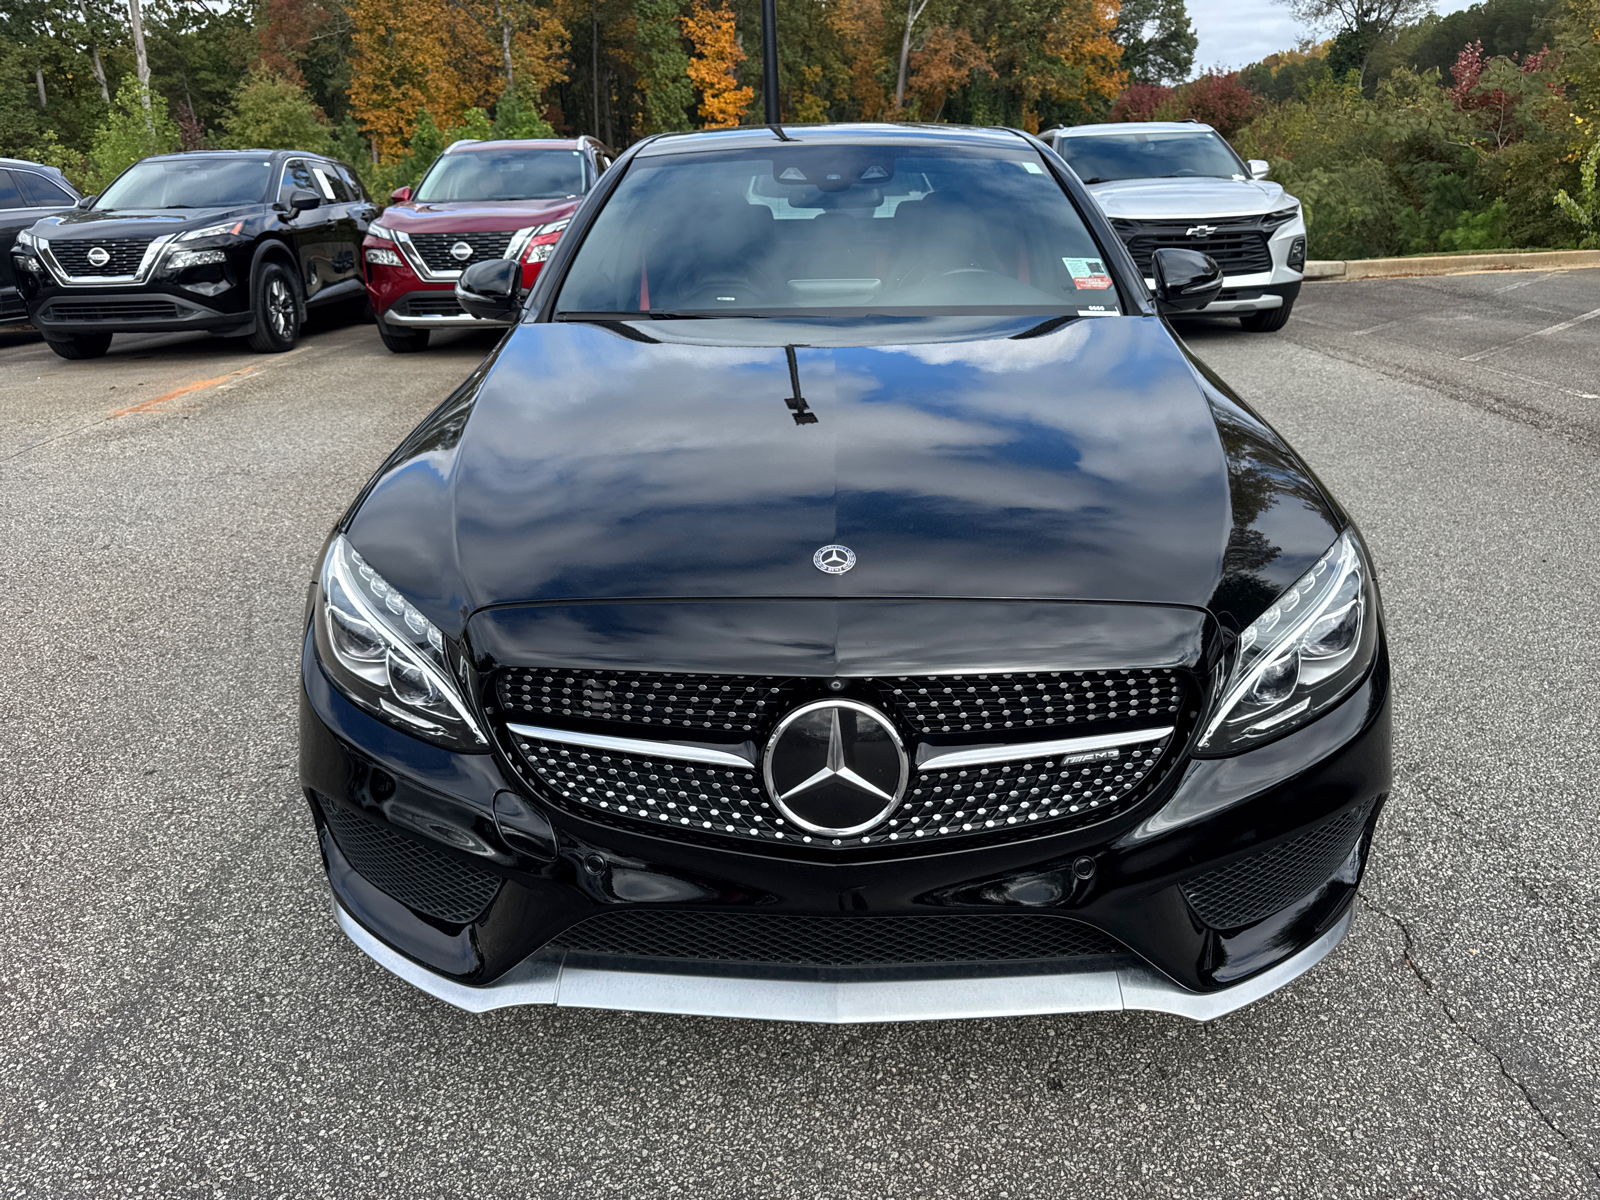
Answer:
[
  {"left": 1241, "top": 302, "right": 1292, "bottom": 333},
  {"left": 377, "top": 321, "right": 430, "bottom": 353},
  {"left": 44, "top": 332, "right": 113, "bottom": 360},
  {"left": 248, "top": 261, "right": 303, "bottom": 352}
]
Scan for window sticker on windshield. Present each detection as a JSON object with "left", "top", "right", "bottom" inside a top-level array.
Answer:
[
  {"left": 1017, "top": 162, "right": 1045, "bottom": 174},
  {"left": 1062, "top": 257, "right": 1113, "bottom": 289},
  {"left": 1076, "top": 305, "right": 1116, "bottom": 316}
]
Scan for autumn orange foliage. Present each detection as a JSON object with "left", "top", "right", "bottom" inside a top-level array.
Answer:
[
  {"left": 349, "top": 0, "right": 567, "bottom": 159},
  {"left": 908, "top": 26, "right": 994, "bottom": 120},
  {"left": 831, "top": 0, "right": 891, "bottom": 121},
  {"left": 683, "top": 0, "right": 754, "bottom": 128}
]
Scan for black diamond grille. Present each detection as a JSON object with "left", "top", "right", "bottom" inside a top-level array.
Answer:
[
  {"left": 318, "top": 796, "right": 500, "bottom": 924},
  {"left": 409, "top": 230, "right": 513, "bottom": 273},
  {"left": 511, "top": 730, "right": 1173, "bottom": 849},
  {"left": 551, "top": 909, "right": 1124, "bottom": 966},
  {"left": 498, "top": 669, "right": 790, "bottom": 733},
  {"left": 51, "top": 237, "right": 152, "bottom": 277},
  {"left": 883, "top": 670, "right": 1183, "bottom": 735},
  {"left": 44, "top": 300, "right": 180, "bottom": 322},
  {"left": 497, "top": 668, "right": 1183, "bottom": 736},
  {"left": 1181, "top": 801, "right": 1374, "bottom": 930}
]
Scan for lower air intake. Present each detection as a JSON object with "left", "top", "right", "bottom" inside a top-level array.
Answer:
[
  {"left": 318, "top": 795, "right": 500, "bottom": 924},
  {"left": 550, "top": 909, "right": 1124, "bottom": 967},
  {"left": 1181, "top": 800, "right": 1374, "bottom": 930}
]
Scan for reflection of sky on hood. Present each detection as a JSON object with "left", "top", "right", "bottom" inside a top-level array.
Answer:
[
  {"left": 471, "top": 600, "right": 1208, "bottom": 676},
  {"left": 412, "top": 316, "right": 1232, "bottom": 609}
]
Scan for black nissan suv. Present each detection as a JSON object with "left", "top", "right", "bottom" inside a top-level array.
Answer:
[{"left": 11, "top": 149, "right": 375, "bottom": 359}]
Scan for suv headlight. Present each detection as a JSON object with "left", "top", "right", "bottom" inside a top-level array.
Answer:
[
  {"left": 178, "top": 221, "right": 244, "bottom": 241},
  {"left": 1196, "top": 529, "right": 1379, "bottom": 755},
  {"left": 312, "top": 535, "right": 488, "bottom": 751},
  {"left": 1262, "top": 205, "right": 1301, "bottom": 231},
  {"left": 15, "top": 229, "right": 38, "bottom": 249}
]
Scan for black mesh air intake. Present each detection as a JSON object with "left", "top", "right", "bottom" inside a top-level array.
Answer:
[
  {"left": 1181, "top": 801, "right": 1373, "bottom": 930},
  {"left": 318, "top": 796, "right": 500, "bottom": 923},
  {"left": 551, "top": 909, "right": 1124, "bottom": 967}
]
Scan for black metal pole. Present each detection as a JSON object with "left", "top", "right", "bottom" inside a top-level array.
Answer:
[{"left": 761, "top": 0, "right": 779, "bottom": 124}]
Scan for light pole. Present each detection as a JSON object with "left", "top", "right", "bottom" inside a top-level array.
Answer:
[{"left": 761, "top": 0, "right": 779, "bottom": 124}]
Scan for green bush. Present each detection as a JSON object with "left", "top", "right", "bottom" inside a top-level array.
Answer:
[
  {"left": 85, "top": 78, "right": 180, "bottom": 194},
  {"left": 221, "top": 70, "right": 334, "bottom": 155}
]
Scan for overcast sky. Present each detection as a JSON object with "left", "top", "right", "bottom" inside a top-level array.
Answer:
[{"left": 1188, "top": 0, "right": 1479, "bottom": 72}]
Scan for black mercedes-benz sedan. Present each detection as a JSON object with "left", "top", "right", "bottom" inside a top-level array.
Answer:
[
  {"left": 300, "top": 124, "right": 1390, "bottom": 1024},
  {"left": 12, "top": 149, "right": 374, "bottom": 359}
]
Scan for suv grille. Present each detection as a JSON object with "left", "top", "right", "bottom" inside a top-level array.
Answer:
[
  {"left": 1181, "top": 800, "right": 1374, "bottom": 930},
  {"left": 408, "top": 231, "right": 514, "bottom": 273},
  {"left": 402, "top": 294, "right": 464, "bottom": 318},
  {"left": 50, "top": 237, "right": 153, "bottom": 277},
  {"left": 497, "top": 669, "right": 1183, "bottom": 737},
  {"left": 1112, "top": 217, "right": 1274, "bottom": 278},
  {"left": 318, "top": 796, "right": 501, "bottom": 923},
  {"left": 551, "top": 910, "right": 1124, "bottom": 966}
]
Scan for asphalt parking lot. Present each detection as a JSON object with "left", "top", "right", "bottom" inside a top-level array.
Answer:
[{"left": 1, "top": 269, "right": 1597, "bottom": 1199}]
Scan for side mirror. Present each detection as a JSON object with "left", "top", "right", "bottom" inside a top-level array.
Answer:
[
  {"left": 456, "top": 258, "right": 522, "bottom": 321},
  {"left": 1152, "top": 247, "right": 1223, "bottom": 314},
  {"left": 390, "top": 186, "right": 412, "bottom": 204},
  {"left": 1248, "top": 159, "right": 1270, "bottom": 180},
  {"left": 76, "top": 195, "right": 96, "bottom": 209},
  {"left": 287, "top": 188, "right": 322, "bottom": 214}
]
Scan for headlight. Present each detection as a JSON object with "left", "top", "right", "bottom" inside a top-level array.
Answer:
[
  {"left": 368, "top": 222, "right": 399, "bottom": 242},
  {"left": 1195, "top": 529, "right": 1378, "bottom": 755},
  {"left": 1262, "top": 206, "right": 1301, "bottom": 231},
  {"left": 365, "top": 246, "right": 404, "bottom": 267},
  {"left": 15, "top": 229, "right": 37, "bottom": 249},
  {"left": 507, "top": 218, "right": 569, "bottom": 262},
  {"left": 312, "top": 535, "right": 488, "bottom": 751},
  {"left": 178, "top": 221, "right": 243, "bottom": 241},
  {"left": 165, "top": 249, "right": 227, "bottom": 270}
]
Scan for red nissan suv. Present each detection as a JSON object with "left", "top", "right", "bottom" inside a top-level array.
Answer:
[{"left": 362, "top": 136, "right": 611, "bottom": 351}]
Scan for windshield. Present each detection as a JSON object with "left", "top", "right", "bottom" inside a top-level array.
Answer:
[
  {"left": 414, "top": 148, "right": 587, "bottom": 202},
  {"left": 555, "top": 144, "right": 1120, "bottom": 317},
  {"left": 1055, "top": 131, "right": 1245, "bottom": 184},
  {"left": 96, "top": 157, "right": 274, "bottom": 209}
]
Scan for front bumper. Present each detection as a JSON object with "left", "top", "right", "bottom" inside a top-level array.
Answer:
[
  {"left": 300, "top": 627, "right": 1391, "bottom": 1023},
  {"left": 24, "top": 286, "right": 250, "bottom": 336}
]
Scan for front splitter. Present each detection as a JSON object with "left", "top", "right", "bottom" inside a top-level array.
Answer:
[{"left": 333, "top": 901, "right": 1355, "bottom": 1024}]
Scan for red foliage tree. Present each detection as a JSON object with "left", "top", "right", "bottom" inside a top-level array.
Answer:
[
  {"left": 1110, "top": 83, "right": 1173, "bottom": 121},
  {"left": 1176, "top": 72, "right": 1257, "bottom": 138}
]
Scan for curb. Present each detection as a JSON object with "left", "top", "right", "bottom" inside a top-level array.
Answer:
[{"left": 1305, "top": 249, "right": 1600, "bottom": 281}]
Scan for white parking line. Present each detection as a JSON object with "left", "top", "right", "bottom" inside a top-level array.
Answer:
[{"left": 1460, "top": 305, "right": 1600, "bottom": 361}]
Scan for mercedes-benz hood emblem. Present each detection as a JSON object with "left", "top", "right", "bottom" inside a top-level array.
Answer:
[
  {"left": 763, "top": 700, "right": 907, "bottom": 836},
  {"left": 813, "top": 544, "right": 855, "bottom": 574}
]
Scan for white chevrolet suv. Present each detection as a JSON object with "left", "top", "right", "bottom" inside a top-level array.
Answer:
[{"left": 1039, "top": 121, "right": 1307, "bottom": 331}]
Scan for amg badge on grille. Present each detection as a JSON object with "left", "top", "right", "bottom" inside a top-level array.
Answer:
[
  {"left": 763, "top": 700, "right": 907, "bottom": 837},
  {"left": 813, "top": 544, "right": 855, "bottom": 574}
]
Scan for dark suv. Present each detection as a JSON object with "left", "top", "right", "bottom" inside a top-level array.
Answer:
[
  {"left": 363, "top": 137, "right": 610, "bottom": 352},
  {"left": 12, "top": 149, "right": 375, "bottom": 359},
  {"left": 0, "top": 157, "right": 80, "bottom": 327}
]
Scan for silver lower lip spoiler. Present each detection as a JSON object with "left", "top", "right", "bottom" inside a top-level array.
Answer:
[{"left": 333, "top": 901, "right": 1354, "bottom": 1025}]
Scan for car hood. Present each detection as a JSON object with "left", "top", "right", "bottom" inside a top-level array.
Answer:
[
  {"left": 379, "top": 198, "right": 580, "bottom": 234},
  {"left": 1087, "top": 177, "right": 1292, "bottom": 220},
  {"left": 37, "top": 205, "right": 260, "bottom": 239},
  {"left": 345, "top": 313, "right": 1343, "bottom": 638}
]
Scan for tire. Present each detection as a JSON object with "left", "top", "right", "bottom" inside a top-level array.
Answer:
[
  {"left": 1241, "top": 301, "right": 1292, "bottom": 332},
  {"left": 377, "top": 320, "right": 430, "bottom": 353},
  {"left": 44, "top": 332, "right": 113, "bottom": 360},
  {"left": 247, "top": 260, "right": 303, "bottom": 353}
]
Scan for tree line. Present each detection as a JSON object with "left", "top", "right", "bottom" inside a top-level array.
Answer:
[{"left": 3, "top": 0, "right": 1595, "bottom": 256}]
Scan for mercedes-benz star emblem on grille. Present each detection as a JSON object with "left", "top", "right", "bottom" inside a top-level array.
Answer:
[
  {"left": 1185, "top": 225, "right": 1218, "bottom": 238},
  {"left": 763, "top": 700, "right": 908, "bottom": 837},
  {"left": 86, "top": 246, "right": 111, "bottom": 268},
  {"left": 449, "top": 241, "right": 474, "bottom": 261},
  {"left": 813, "top": 544, "right": 856, "bottom": 574}
]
